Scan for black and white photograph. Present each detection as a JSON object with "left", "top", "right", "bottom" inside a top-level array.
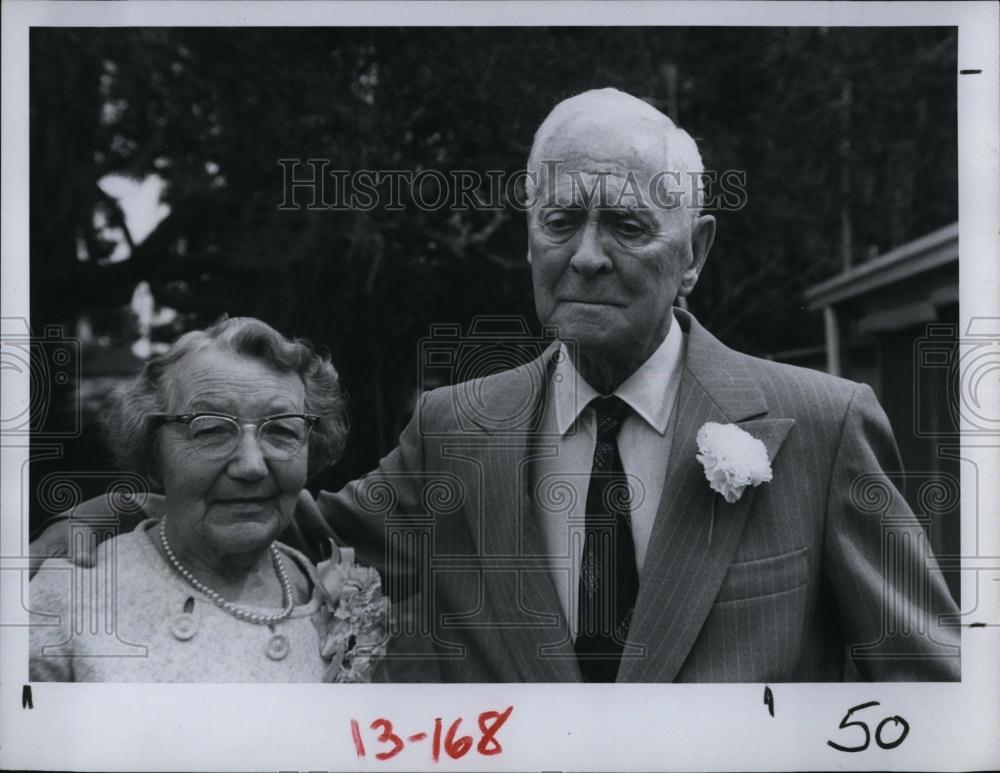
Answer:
[{"left": 2, "top": 1, "right": 998, "bottom": 771}]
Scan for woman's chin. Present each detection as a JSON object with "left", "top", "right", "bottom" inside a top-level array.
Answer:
[{"left": 206, "top": 519, "right": 283, "bottom": 557}]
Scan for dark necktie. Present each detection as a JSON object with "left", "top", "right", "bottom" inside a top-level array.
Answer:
[{"left": 574, "top": 395, "right": 639, "bottom": 682}]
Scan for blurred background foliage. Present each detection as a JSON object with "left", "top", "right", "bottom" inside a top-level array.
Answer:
[{"left": 29, "top": 27, "right": 957, "bottom": 507}]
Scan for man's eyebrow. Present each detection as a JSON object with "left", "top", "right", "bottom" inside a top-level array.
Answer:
[
  {"left": 538, "top": 202, "right": 585, "bottom": 210},
  {"left": 604, "top": 204, "right": 655, "bottom": 216}
]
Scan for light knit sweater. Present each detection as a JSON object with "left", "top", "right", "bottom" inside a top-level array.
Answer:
[{"left": 30, "top": 520, "right": 328, "bottom": 682}]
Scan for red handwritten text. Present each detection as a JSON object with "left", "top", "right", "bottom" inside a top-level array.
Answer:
[{"left": 351, "top": 706, "right": 514, "bottom": 762}]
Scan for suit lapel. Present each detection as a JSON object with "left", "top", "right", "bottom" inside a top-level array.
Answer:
[
  {"left": 449, "top": 313, "right": 797, "bottom": 682},
  {"left": 456, "top": 346, "right": 579, "bottom": 681},
  {"left": 618, "top": 311, "right": 795, "bottom": 682}
]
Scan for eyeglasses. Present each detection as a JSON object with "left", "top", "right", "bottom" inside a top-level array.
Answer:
[{"left": 148, "top": 413, "right": 319, "bottom": 460}]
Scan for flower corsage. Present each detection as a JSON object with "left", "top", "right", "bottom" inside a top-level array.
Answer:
[
  {"left": 312, "top": 540, "right": 391, "bottom": 683},
  {"left": 695, "top": 422, "right": 773, "bottom": 504}
]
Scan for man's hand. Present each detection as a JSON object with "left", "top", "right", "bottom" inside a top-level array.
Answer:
[{"left": 29, "top": 518, "right": 79, "bottom": 578}]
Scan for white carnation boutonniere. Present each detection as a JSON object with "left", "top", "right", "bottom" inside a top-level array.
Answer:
[
  {"left": 696, "top": 422, "right": 773, "bottom": 504},
  {"left": 312, "top": 540, "right": 391, "bottom": 683}
]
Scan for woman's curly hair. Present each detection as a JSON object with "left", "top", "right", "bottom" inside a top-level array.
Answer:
[{"left": 103, "top": 316, "right": 348, "bottom": 484}]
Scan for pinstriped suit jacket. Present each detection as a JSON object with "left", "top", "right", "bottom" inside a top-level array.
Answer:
[{"left": 303, "top": 309, "right": 960, "bottom": 682}]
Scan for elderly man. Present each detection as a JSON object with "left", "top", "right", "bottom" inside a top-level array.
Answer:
[{"left": 33, "top": 88, "right": 959, "bottom": 683}]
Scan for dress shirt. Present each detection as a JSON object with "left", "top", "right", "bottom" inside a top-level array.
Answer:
[{"left": 533, "top": 320, "right": 686, "bottom": 637}]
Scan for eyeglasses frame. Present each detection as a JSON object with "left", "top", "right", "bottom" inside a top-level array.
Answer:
[{"left": 147, "top": 412, "right": 320, "bottom": 459}]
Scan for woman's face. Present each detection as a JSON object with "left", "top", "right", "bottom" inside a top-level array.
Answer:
[{"left": 155, "top": 345, "right": 309, "bottom": 564}]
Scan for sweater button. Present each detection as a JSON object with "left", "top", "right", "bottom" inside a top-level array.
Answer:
[
  {"left": 266, "top": 633, "right": 290, "bottom": 661},
  {"left": 170, "top": 613, "right": 197, "bottom": 641}
]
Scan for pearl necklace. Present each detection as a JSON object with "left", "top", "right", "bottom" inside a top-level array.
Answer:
[{"left": 158, "top": 522, "right": 295, "bottom": 625}]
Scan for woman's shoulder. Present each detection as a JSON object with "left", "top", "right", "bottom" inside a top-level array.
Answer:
[
  {"left": 97, "top": 519, "right": 163, "bottom": 572},
  {"left": 30, "top": 520, "right": 163, "bottom": 598}
]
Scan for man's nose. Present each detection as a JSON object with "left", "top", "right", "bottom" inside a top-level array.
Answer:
[
  {"left": 568, "top": 222, "right": 613, "bottom": 276},
  {"left": 226, "top": 429, "right": 269, "bottom": 480}
]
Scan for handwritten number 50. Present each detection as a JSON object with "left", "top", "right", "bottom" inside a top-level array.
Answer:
[{"left": 827, "top": 701, "right": 910, "bottom": 753}]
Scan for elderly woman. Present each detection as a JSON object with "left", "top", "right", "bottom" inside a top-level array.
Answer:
[{"left": 29, "top": 317, "right": 387, "bottom": 682}]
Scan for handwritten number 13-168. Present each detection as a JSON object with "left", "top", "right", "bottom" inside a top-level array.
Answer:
[
  {"left": 351, "top": 707, "right": 514, "bottom": 761},
  {"left": 827, "top": 701, "right": 910, "bottom": 752}
]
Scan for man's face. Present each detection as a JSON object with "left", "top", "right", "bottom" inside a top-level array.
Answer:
[{"left": 527, "top": 118, "right": 714, "bottom": 367}]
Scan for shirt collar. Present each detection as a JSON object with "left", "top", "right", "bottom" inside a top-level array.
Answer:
[{"left": 552, "top": 317, "right": 685, "bottom": 436}]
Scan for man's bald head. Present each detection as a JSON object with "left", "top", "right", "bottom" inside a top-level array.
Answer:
[{"left": 525, "top": 88, "right": 706, "bottom": 215}]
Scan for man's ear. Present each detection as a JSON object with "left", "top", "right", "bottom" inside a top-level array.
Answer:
[
  {"left": 678, "top": 214, "right": 716, "bottom": 298},
  {"left": 526, "top": 242, "right": 533, "bottom": 265}
]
